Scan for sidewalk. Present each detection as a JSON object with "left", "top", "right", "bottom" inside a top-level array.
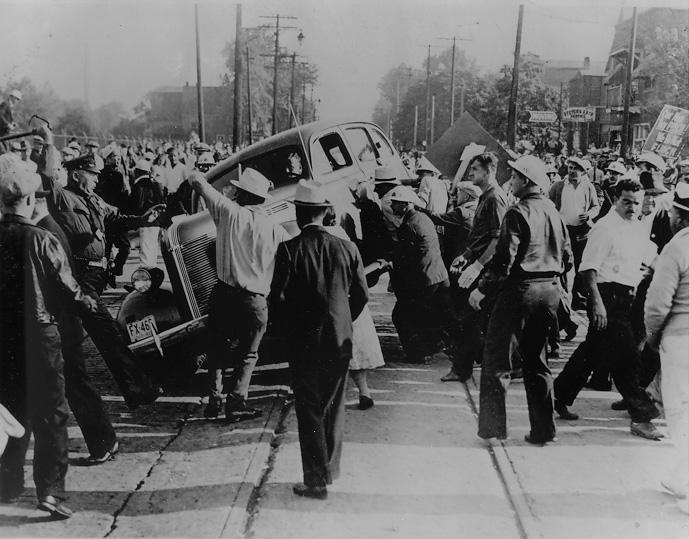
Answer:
[{"left": 244, "top": 278, "right": 689, "bottom": 539}]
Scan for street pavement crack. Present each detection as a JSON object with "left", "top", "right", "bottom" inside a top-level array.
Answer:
[
  {"left": 241, "top": 398, "right": 293, "bottom": 538},
  {"left": 462, "top": 382, "right": 529, "bottom": 539},
  {"left": 103, "top": 413, "right": 191, "bottom": 538}
]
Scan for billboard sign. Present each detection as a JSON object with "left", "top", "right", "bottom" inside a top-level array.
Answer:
[
  {"left": 642, "top": 104, "right": 689, "bottom": 160},
  {"left": 563, "top": 107, "right": 595, "bottom": 122}
]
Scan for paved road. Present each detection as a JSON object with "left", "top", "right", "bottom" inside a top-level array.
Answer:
[{"left": 0, "top": 254, "right": 686, "bottom": 538}]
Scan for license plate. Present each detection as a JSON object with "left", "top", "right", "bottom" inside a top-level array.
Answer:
[{"left": 126, "top": 315, "right": 158, "bottom": 343}]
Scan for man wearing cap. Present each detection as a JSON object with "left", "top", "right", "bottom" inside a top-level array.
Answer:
[
  {"left": 548, "top": 156, "right": 600, "bottom": 309},
  {"left": 165, "top": 148, "right": 186, "bottom": 195},
  {"left": 0, "top": 89, "right": 21, "bottom": 141},
  {"left": 372, "top": 165, "right": 421, "bottom": 236},
  {"left": 130, "top": 159, "right": 165, "bottom": 267},
  {"left": 37, "top": 125, "right": 164, "bottom": 410},
  {"left": 271, "top": 180, "right": 368, "bottom": 500},
  {"left": 468, "top": 155, "right": 571, "bottom": 443},
  {"left": 0, "top": 153, "right": 97, "bottom": 518},
  {"left": 554, "top": 178, "right": 662, "bottom": 440},
  {"left": 189, "top": 167, "right": 290, "bottom": 421},
  {"left": 645, "top": 183, "right": 689, "bottom": 512},
  {"left": 169, "top": 152, "right": 214, "bottom": 217},
  {"left": 388, "top": 185, "right": 459, "bottom": 364},
  {"left": 85, "top": 140, "right": 104, "bottom": 172},
  {"left": 443, "top": 152, "right": 509, "bottom": 383}
]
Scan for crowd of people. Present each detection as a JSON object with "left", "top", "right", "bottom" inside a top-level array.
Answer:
[{"left": 0, "top": 85, "right": 687, "bottom": 516}]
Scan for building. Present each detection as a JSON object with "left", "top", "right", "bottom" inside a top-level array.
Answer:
[
  {"left": 601, "top": 7, "right": 688, "bottom": 149},
  {"left": 149, "top": 83, "right": 233, "bottom": 141}
]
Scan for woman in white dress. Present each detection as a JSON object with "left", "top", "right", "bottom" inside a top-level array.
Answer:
[{"left": 323, "top": 204, "right": 385, "bottom": 409}]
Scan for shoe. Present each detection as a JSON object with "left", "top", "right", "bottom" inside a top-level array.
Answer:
[
  {"left": 563, "top": 323, "right": 578, "bottom": 341},
  {"left": 127, "top": 385, "right": 164, "bottom": 410},
  {"left": 630, "top": 421, "right": 664, "bottom": 440},
  {"left": 292, "top": 483, "right": 327, "bottom": 500},
  {"left": 204, "top": 396, "right": 223, "bottom": 419},
  {"left": 611, "top": 399, "right": 628, "bottom": 411},
  {"left": 358, "top": 395, "right": 374, "bottom": 410},
  {"left": 554, "top": 401, "right": 579, "bottom": 420},
  {"left": 547, "top": 349, "right": 560, "bottom": 359},
  {"left": 80, "top": 441, "right": 119, "bottom": 466},
  {"left": 225, "top": 398, "right": 262, "bottom": 423},
  {"left": 510, "top": 368, "right": 523, "bottom": 380},
  {"left": 441, "top": 370, "right": 462, "bottom": 382},
  {"left": 37, "top": 495, "right": 73, "bottom": 520},
  {"left": 524, "top": 433, "right": 557, "bottom": 445}
]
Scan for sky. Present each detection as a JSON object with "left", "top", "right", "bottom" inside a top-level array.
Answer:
[{"left": 0, "top": 0, "right": 684, "bottom": 121}]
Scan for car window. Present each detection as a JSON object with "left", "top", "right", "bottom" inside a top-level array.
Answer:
[
  {"left": 344, "top": 127, "right": 377, "bottom": 163},
  {"left": 242, "top": 145, "right": 308, "bottom": 189},
  {"left": 312, "top": 133, "right": 353, "bottom": 174},
  {"left": 370, "top": 128, "right": 394, "bottom": 160}
]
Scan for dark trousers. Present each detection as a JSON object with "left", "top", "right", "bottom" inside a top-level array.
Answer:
[
  {"left": 452, "top": 287, "right": 493, "bottom": 379},
  {"left": 554, "top": 283, "right": 658, "bottom": 423},
  {"left": 567, "top": 225, "right": 588, "bottom": 308},
  {"left": 206, "top": 281, "right": 268, "bottom": 403},
  {"left": 478, "top": 279, "right": 560, "bottom": 441},
  {"left": 105, "top": 229, "right": 130, "bottom": 275},
  {"left": 392, "top": 280, "right": 459, "bottom": 362},
  {"left": 76, "top": 266, "right": 156, "bottom": 407},
  {"left": 58, "top": 311, "right": 116, "bottom": 457},
  {"left": 0, "top": 325, "right": 69, "bottom": 500},
  {"left": 290, "top": 357, "right": 349, "bottom": 488}
]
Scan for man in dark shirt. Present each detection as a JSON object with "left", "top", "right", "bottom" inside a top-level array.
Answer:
[
  {"left": 443, "top": 153, "right": 509, "bottom": 382},
  {"left": 0, "top": 154, "right": 96, "bottom": 519},
  {"left": 470, "top": 155, "right": 572, "bottom": 444},
  {"left": 389, "top": 186, "right": 459, "bottom": 364}
]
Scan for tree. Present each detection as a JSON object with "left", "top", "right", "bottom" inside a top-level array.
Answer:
[
  {"left": 56, "top": 101, "right": 95, "bottom": 136},
  {"left": 636, "top": 26, "right": 689, "bottom": 121},
  {"left": 92, "top": 101, "right": 127, "bottom": 135}
]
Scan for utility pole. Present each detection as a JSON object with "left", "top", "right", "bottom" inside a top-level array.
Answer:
[
  {"left": 259, "top": 13, "right": 298, "bottom": 135},
  {"left": 439, "top": 25, "right": 475, "bottom": 124},
  {"left": 83, "top": 44, "right": 90, "bottom": 107},
  {"left": 430, "top": 95, "right": 436, "bottom": 144},
  {"left": 558, "top": 81, "right": 563, "bottom": 141},
  {"left": 301, "top": 77, "right": 306, "bottom": 123},
  {"left": 413, "top": 105, "right": 418, "bottom": 149},
  {"left": 621, "top": 6, "right": 638, "bottom": 159},
  {"left": 459, "top": 84, "right": 465, "bottom": 117},
  {"left": 232, "top": 4, "right": 242, "bottom": 151},
  {"left": 246, "top": 45, "right": 253, "bottom": 145},
  {"left": 506, "top": 4, "right": 524, "bottom": 149},
  {"left": 289, "top": 53, "right": 297, "bottom": 128},
  {"left": 195, "top": 3, "right": 206, "bottom": 142},
  {"left": 425, "top": 44, "right": 431, "bottom": 146}
]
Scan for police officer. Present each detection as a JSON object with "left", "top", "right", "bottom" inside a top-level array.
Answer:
[
  {"left": 470, "top": 155, "right": 572, "bottom": 444},
  {"left": 36, "top": 125, "right": 164, "bottom": 410}
]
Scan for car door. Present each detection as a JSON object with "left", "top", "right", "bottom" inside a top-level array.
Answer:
[
  {"left": 366, "top": 124, "right": 412, "bottom": 181},
  {"left": 341, "top": 124, "right": 381, "bottom": 182}
]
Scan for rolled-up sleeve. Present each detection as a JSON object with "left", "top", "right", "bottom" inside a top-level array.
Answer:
[{"left": 644, "top": 243, "right": 680, "bottom": 337}]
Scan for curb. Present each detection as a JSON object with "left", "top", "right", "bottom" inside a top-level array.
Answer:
[
  {"left": 463, "top": 379, "right": 544, "bottom": 539},
  {"left": 220, "top": 395, "right": 288, "bottom": 539}
]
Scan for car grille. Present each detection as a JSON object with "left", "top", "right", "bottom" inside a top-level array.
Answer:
[{"left": 179, "top": 233, "right": 217, "bottom": 318}]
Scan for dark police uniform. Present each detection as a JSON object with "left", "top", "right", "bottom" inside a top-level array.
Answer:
[
  {"left": 477, "top": 191, "right": 572, "bottom": 442},
  {"left": 41, "top": 152, "right": 161, "bottom": 409}
]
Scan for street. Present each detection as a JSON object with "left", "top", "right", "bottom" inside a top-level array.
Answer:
[{"left": 0, "top": 254, "right": 686, "bottom": 538}]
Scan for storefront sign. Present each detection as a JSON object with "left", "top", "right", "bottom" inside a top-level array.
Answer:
[
  {"left": 563, "top": 107, "right": 595, "bottom": 122},
  {"left": 528, "top": 111, "right": 557, "bottom": 123},
  {"left": 642, "top": 104, "right": 689, "bottom": 160}
]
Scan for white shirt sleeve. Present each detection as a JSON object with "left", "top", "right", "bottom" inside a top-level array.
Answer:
[{"left": 579, "top": 222, "right": 613, "bottom": 274}]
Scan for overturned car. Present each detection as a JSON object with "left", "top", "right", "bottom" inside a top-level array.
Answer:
[{"left": 116, "top": 120, "right": 410, "bottom": 382}]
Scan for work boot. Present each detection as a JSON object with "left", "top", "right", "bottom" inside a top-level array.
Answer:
[
  {"left": 630, "top": 421, "right": 664, "bottom": 440},
  {"left": 611, "top": 399, "right": 628, "bottom": 411},
  {"left": 554, "top": 400, "right": 579, "bottom": 420},
  {"left": 204, "top": 396, "right": 223, "bottom": 419}
]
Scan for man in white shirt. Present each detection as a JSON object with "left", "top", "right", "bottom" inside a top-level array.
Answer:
[
  {"left": 189, "top": 168, "right": 290, "bottom": 420},
  {"left": 548, "top": 156, "right": 600, "bottom": 309},
  {"left": 164, "top": 149, "right": 187, "bottom": 195},
  {"left": 554, "top": 178, "right": 662, "bottom": 440}
]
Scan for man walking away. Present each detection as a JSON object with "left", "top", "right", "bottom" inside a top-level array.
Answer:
[{"left": 271, "top": 180, "right": 368, "bottom": 500}]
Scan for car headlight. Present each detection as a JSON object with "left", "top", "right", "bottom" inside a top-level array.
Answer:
[{"left": 132, "top": 268, "right": 152, "bottom": 292}]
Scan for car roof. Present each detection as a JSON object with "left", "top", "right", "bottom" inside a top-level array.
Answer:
[{"left": 207, "top": 119, "right": 381, "bottom": 183}]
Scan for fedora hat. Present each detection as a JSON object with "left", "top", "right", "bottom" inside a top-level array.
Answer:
[
  {"left": 291, "top": 179, "right": 332, "bottom": 207},
  {"left": 230, "top": 168, "right": 272, "bottom": 201},
  {"left": 415, "top": 156, "right": 440, "bottom": 175},
  {"left": 374, "top": 166, "right": 399, "bottom": 184},
  {"left": 673, "top": 182, "right": 689, "bottom": 212},
  {"left": 388, "top": 185, "right": 418, "bottom": 204},
  {"left": 508, "top": 155, "right": 550, "bottom": 193}
]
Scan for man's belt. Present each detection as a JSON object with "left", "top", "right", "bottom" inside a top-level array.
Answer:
[{"left": 74, "top": 257, "right": 108, "bottom": 269}]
